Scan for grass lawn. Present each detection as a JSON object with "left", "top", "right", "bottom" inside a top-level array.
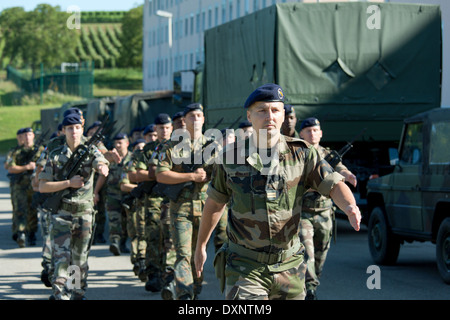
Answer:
[
  {"left": 0, "top": 104, "right": 59, "bottom": 155},
  {"left": 0, "top": 67, "right": 143, "bottom": 155}
]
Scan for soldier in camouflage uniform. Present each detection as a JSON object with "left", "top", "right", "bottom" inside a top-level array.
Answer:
[
  {"left": 137, "top": 113, "right": 174, "bottom": 292},
  {"left": 298, "top": 117, "right": 358, "bottom": 300},
  {"left": 281, "top": 105, "right": 300, "bottom": 138},
  {"left": 119, "top": 141, "right": 146, "bottom": 275},
  {"left": 156, "top": 103, "right": 220, "bottom": 300},
  {"left": 5, "top": 129, "right": 24, "bottom": 242},
  {"left": 38, "top": 114, "right": 109, "bottom": 300},
  {"left": 94, "top": 133, "right": 132, "bottom": 256},
  {"left": 6, "top": 127, "right": 43, "bottom": 247},
  {"left": 195, "top": 84, "right": 361, "bottom": 300}
]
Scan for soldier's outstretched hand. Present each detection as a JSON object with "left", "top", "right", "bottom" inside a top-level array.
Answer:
[{"left": 345, "top": 204, "right": 361, "bottom": 231}]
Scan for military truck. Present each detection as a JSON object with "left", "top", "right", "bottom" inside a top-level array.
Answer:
[
  {"left": 197, "top": 2, "right": 442, "bottom": 212},
  {"left": 366, "top": 108, "right": 450, "bottom": 284}
]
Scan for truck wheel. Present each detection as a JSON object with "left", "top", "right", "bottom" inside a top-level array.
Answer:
[
  {"left": 368, "top": 207, "right": 400, "bottom": 265},
  {"left": 436, "top": 217, "right": 450, "bottom": 284}
]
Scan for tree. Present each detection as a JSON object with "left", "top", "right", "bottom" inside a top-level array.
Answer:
[
  {"left": 0, "top": 4, "right": 80, "bottom": 76},
  {"left": 118, "top": 5, "right": 143, "bottom": 68},
  {"left": 0, "top": 7, "right": 28, "bottom": 65}
]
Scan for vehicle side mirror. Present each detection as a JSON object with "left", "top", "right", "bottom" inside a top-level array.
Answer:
[{"left": 389, "top": 148, "right": 399, "bottom": 166}]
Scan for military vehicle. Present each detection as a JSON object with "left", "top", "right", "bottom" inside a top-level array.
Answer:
[
  {"left": 196, "top": 2, "right": 442, "bottom": 213},
  {"left": 366, "top": 108, "right": 450, "bottom": 284}
]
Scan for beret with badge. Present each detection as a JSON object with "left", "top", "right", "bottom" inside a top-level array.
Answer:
[
  {"left": 154, "top": 113, "right": 172, "bottom": 125},
  {"left": 183, "top": 103, "right": 203, "bottom": 116},
  {"left": 244, "top": 83, "right": 285, "bottom": 109},
  {"left": 300, "top": 117, "right": 320, "bottom": 130},
  {"left": 62, "top": 114, "right": 82, "bottom": 127}
]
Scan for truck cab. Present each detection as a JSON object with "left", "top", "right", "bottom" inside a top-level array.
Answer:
[{"left": 366, "top": 108, "right": 450, "bottom": 284}]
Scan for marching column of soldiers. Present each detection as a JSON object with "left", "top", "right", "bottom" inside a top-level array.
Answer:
[{"left": 4, "top": 83, "right": 361, "bottom": 300}]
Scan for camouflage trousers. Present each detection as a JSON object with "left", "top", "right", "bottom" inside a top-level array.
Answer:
[
  {"left": 224, "top": 250, "right": 307, "bottom": 300},
  {"left": 125, "top": 205, "right": 138, "bottom": 265},
  {"left": 170, "top": 199, "right": 204, "bottom": 299},
  {"left": 39, "top": 208, "right": 52, "bottom": 268},
  {"left": 299, "top": 209, "right": 333, "bottom": 291},
  {"left": 144, "top": 195, "right": 164, "bottom": 275},
  {"left": 10, "top": 180, "right": 37, "bottom": 235},
  {"left": 106, "top": 196, "right": 127, "bottom": 243},
  {"left": 160, "top": 201, "right": 176, "bottom": 268},
  {"left": 135, "top": 198, "right": 147, "bottom": 259},
  {"left": 50, "top": 208, "right": 94, "bottom": 300}
]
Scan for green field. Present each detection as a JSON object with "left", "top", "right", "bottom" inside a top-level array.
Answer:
[
  {"left": 0, "top": 67, "right": 143, "bottom": 155},
  {"left": 0, "top": 104, "right": 59, "bottom": 155}
]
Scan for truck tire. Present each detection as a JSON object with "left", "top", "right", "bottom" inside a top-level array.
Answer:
[
  {"left": 368, "top": 207, "right": 400, "bottom": 265},
  {"left": 436, "top": 217, "right": 450, "bottom": 284}
]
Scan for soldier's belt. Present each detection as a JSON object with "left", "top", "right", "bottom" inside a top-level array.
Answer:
[
  {"left": 228, "top": 240, "right": 301, "bottom": 265},
  {"left": 302, "top": 197, "right": 333, "bottom": 209},
  {"left": 61, "top": 201, "right": 93, "bottom": 213}
]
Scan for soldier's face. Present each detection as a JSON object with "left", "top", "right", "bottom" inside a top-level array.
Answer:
[
  {"left": 156, "top": 123, "right": 173, "bottom": 141},
  {"left": 173, "top": 117, "right": 186, "bottom": 130},
  {"left": 144, "top": 132, "right": 158, "bottom": 143},
  {"left": 16, "top": 134, "right": 24, "bottom": 146},
  {"left": 185, "top": 110, "right": 204, "bottom": 135},
  {"left": 114, "top": 138, "right": 129, "bottom": 154},
  {"left": 23, "top": 132, "right": 35, "bottom": 147},
  {"left": 63, "top": 124, "right": 83, "bottom": 145},
  {"left": 247, "top": 101, "right": 285, "bottom": 136},
  {"left": 282, "top": 113, "right": 297, "bottom": 132},
  {"left": 300, "top": 126, "right": 322, "bottom": 146}
]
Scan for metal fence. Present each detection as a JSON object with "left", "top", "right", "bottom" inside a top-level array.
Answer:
[{"left": 6, "top": 61, "right": 94, "bottom": 100}]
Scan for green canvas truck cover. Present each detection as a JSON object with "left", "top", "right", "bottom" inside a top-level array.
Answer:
[{"left": 203, "top": 3, "right": 441, "bottom": 142}]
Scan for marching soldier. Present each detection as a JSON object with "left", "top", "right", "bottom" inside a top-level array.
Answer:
[
  {"left": 6, "top": 127, "right": 43, "bottom": 247},
  {"left": 94, "top": 133, "right": 132, "bottom": 255},
  {"left": 38, "top": 114, "right": 109, "bottom": 300},
  {"left": 156, "top": 103, "right": 220, "bottom": 300},
  {"left": 298, "top": 117, "right": 357, "bottom": 300},
  {"left": 195, "top": 83, "right": 361, "bottom": 300}
]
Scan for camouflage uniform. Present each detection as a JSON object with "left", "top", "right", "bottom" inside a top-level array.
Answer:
[
  {"left": 119, "top": 156, "right": 139, "bottom": 270},
  {"left": 144, "top": 138, "right": 177, "bottom": 291},
  {"left": 207, "top": 135, "right": 344, "bottom": 300},
  {"left": 135, "top": 140, "right": 166, "bottom": 287},
  {"left": 299, "top": 145, "right": 349, "bottom": 294},
  {"left": 39, "top": 141, "right": 108, "bottom": 300},
  {"left": 105, "top": 150, "right": 133, "bottom": 252},
  {"left": 127, "top": 148, "right": 148, "bottom": 278},
  {"left": 5, "top": 145, "right": 20, "bottom": 238},
  {"left": 156, "top": 135, "right": 219, "bottom": 299},
  {"left": 6, "top": 143, "right": 43, "bottom": 245}
]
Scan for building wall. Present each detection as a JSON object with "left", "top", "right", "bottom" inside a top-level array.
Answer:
[{"left": 142, "top": 0, "right": 385, "bottom": 92}]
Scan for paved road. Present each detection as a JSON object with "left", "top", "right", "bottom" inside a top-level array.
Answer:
[{"left": 0, "top": 156, "right": 449, "bottom": 301}]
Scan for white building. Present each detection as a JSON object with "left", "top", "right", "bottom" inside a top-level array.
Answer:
[{"left": 143, "top": 0, "right": 449, "bottom": 107}]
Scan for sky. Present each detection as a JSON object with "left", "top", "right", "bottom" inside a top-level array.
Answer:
[{"left": 0, "top": 0, "right": 144, "bottom": 12}]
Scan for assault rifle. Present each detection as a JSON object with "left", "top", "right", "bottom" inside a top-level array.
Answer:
[
  {"left": 154, "top": 138, "right": 216, "bottom": 202},
  {"left": 43, "top": 117, "right": 109, "bottom": 214},
  {"left": 324, "top": 128, "right": 366, "bottom": 169},
  {"left": 17, "top": 129, "right": 50, "bottom": 166}
]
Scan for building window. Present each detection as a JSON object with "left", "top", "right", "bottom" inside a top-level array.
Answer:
[
  {"left": 202, "top": 10, "right": 206, "bottom": 31},
  {"left": 215, "top": 6, "right": 219, "bottom": 27},
  {"left": 185, "top": 17, "right": 189, "bottom": 37},
  {"left": 196, "top": 13, "right": 200, "bottom": 33},
  {"left": 262, "top": 0, "right": 266, "bottom": 9},
  {"left": 245, "top": 0, "right": 249, "bottom": 15},
  {"left": 149, "top": 1, "right": 153, "bottom": 15},
  {"left": 222, "top": 1, "right": 226, "bottom": 24},
  {"left": 229, "top": 1, "right": 233, "bottom": 21},
  {"left": 208, "top": 8, "right": 212, "bottom": 29},
  {"left": 190, "top": 14, "right": 194, "bottom": 35},
  {"left": 237, "top": 0, "right": 241, "bottom": 18},
  {"left": 254, "top": 0, "right": 259, "bottom": 12}
]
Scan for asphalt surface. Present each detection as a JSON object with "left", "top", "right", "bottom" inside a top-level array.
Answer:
[
  {"left": 1, "top": 155, "right": 449, "bottom": 304},
  {"left": 0, "top": 156, "right": 222, "bottom": 301}
]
